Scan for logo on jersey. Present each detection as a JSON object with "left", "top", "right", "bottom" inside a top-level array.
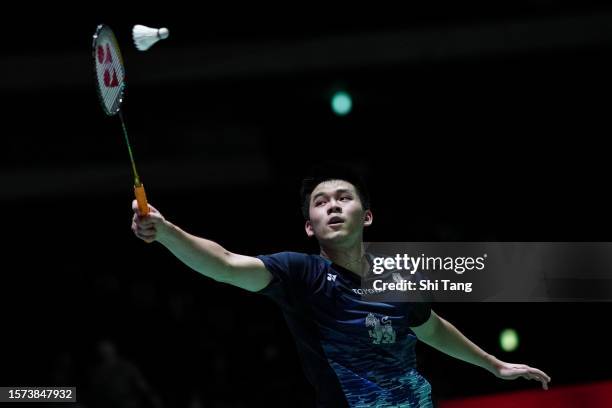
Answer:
[
  {"left": 366, "top": 313, "right": 396, "bottom": 344},
  {"left": 327, "top": 273, "right": 337, "bottom": 282}
]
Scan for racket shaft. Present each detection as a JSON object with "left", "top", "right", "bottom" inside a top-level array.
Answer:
[{"left": 134, "top": 184, "right": 149, "bottom": 216}]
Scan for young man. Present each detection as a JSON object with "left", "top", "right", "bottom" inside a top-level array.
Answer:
[{"left": 131, "top": 167, "right": 550, "bottom": 407}]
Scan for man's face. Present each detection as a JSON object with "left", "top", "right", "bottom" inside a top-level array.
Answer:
[{"left": 305, "top": 180, "right": 372, "bottom": 246}]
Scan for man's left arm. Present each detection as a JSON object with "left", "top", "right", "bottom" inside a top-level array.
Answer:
[{"left": 410, "top": 310, "right": 551, "bottom": 390}]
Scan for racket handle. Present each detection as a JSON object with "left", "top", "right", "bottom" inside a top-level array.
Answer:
[{"left": 134, "top": 184, "right": 149, "bottom": 216}]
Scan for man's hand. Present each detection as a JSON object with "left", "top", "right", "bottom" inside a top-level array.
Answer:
[
  {"left": 131, "top": 200, "right": 169, "bottom": 243},
  {"left": 489, "top": 358, "right": 551, "bottom": 390},
  {"left": 412, "top": 312, "right": 551, "bottom": 391}
]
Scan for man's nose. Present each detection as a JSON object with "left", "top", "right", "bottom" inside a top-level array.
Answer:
[{"left": 327, "top": 199, "right": 342, "bottom": 214}]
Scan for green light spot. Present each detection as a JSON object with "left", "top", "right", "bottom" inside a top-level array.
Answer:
[
  {"left": 499, "top": 328, "right": 519, "bottom": 352},
  {"left": 331, "top": 91, "right": 352, "bottom": 116}
]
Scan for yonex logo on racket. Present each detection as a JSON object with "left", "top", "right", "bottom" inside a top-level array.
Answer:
[{"left": 97, "top": 43, "right": 119, "bottom": 88}]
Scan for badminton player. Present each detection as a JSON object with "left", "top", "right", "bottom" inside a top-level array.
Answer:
[{"left": 131, "top": 165, "right": 550, "bottom": 407}]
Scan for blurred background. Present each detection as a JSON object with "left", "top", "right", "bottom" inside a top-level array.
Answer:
[{"left": 2, "top": 3, "right": 612, "bottom": 407}]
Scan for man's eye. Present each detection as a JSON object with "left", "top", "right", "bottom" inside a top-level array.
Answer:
[
  {"left": 315, "top": 201, "right": 326, "bottom": 207},
  {"left": 340, "top": 196, "right": 351, "bottom": 201}
]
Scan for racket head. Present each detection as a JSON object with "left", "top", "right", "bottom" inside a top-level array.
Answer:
[{"left": 92, "top": 24, "right": 126, "bottom": 116}]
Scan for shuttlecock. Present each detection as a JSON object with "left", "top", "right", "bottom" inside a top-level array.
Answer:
[{"left": 132, "top": 24, "right": 169, "bottom": 51}]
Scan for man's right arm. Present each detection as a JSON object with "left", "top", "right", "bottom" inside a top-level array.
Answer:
[{"left": 131, "top": 201, "right": 272, "bottom": 292}]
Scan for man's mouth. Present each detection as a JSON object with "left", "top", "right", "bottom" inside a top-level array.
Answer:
[{"left": 328, "top": 216, "right": 345, "bottom": 225}]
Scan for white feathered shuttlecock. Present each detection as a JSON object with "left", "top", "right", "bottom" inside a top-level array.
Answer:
[{"left": 132, "top": 25, "right": 169, "bottom": 51}]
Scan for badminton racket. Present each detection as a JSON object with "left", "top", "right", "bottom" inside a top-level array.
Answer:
[{"left": 92, "top": 24, "right": 149, "bottom": 216}]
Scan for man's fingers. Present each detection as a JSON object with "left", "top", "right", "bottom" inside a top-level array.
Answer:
[
  {"left": 523, "top": 371, "right": 549, "bottom": 390},
  {"left": 136, "top": 230, "right": 157, "bottom": 240},
  {"left": 139, "top": 234, "right": 156, "bottom": 241},
  {"left": 537, "top": 370, "right": 551, "bottom": 383},
  {"left": 133, "top": 212, "right": 163, "bottom": 227},
  {"left": 132, "top": 219, "right": 157, "bottom": 240},
  {"left": 130, "top": 201, "right": 164, "bottom": 243},
  {"left": 137, "top": 224, "right": 157, "bottom": 235},
  {"left": 529, "top": 367, "right": 551, "bottom": 384},
  {"left": 134, "top": 216, "right": 156, "bottom": 227},
  {"left": 537, "top": 375, "right": 549, "bottom": 390},
  {"left": 501, "top": 363, "right": 551, "bottom": 390},
  {"left": 135, "top": 225, "right": 155, "bottom": 235}
]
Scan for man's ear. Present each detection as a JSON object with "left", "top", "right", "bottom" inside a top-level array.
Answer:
[
  {"left": 305, "top": 219, "right": 315, "bottom": 237},
  {"left": 363, "top": 209, "right": 373, "bottom": 227}
]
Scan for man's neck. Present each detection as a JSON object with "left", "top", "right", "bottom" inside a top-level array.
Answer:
[{"left": 320, "top": 244, "right": 369, "bottom": 277}]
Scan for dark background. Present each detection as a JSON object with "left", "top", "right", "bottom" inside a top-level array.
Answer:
[{"left": 2, "top": 3, "right": 612, "bottom": 407}]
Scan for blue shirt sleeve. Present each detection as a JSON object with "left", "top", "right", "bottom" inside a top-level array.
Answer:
[
  {"left": 408, "top": 302, "right": 432, "bottom": 327},
  {"left": 255, "top": 252, "right": 308, "bottom": 311}
]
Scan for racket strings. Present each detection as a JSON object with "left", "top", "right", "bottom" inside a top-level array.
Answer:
[
  {"left": 94, "top": 32, "right": 125, "bottom": 114},
  {"left": 101, "top": 53, "right": 123, "bottom": 105}
]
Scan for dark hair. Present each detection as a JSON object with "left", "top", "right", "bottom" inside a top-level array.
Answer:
[{"left": 300, "top": 164, "right": 370, "bottom": 219}]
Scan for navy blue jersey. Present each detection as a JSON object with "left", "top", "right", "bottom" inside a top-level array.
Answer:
[{"left": 256, "top": 252, "right": 433, "bottom": 408}]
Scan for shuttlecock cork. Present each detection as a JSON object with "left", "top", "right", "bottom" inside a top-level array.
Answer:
[{"left": 132, "top": 24, "right": 169, "bottom": 51}]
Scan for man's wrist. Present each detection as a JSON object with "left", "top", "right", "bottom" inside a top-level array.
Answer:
[
  {"left": 483, "top": 353, "right": 502, "bottom": 374},
  {"left": 156, "top": 220, "right": 176, "bottom": 245}
]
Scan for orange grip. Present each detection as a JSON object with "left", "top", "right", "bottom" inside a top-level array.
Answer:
[{"left": 134, "top": 184, "right": 149, "bottom": 216}]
